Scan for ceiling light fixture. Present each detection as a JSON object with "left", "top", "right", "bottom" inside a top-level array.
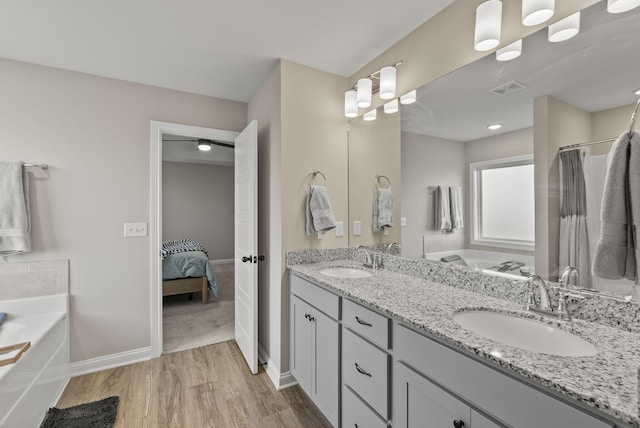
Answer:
[
  {"left": 400, "top": 90, "right": 417, "bottom": 105},
  {"left": 607, "top": 0, "right": 640, "bottom": 13},
  {"left": 345, "top": 90, "right": 358, "bottom": 118},
  {"left": 496, "top": 39, "right": 523, "bottom": 61},
  {"left": 487, "top": 123, "right": 502, "bottom": 130},
  {"left": 379, "top": 66, "right": 397, "bottom": 100},
  {"left": 522, "top": 0, "right": 555, "bottom": 26},
  {"left": 548, "top": 12, "right": 580, "bottom": 42},
  {"left": 363, "top": 109, "right": 377, "bottom": 121},
  {"left": 357, "top": 78, "right": 373, "bottom": 108},
  {"left": 474, "top": 0, "right": 503, "bottom": 51},
  {"left": 384, "top": 99, "right": 399, "bottom": 114},
  {"left": 197, "top": 141, "right": 212, "bottom": 151}
]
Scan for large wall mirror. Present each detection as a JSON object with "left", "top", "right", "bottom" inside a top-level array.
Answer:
[{"left": 348, "top": 0, "right": 640, "bottom": 299}]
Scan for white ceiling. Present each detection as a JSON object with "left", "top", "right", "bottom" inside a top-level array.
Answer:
[
  {"left": 401, "top": 2, "right": 640, "bottom": 142},
  {"left": 0, "top": 0, "right": 453, "bottom": 102}
]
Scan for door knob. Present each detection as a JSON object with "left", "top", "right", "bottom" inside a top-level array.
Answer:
[{"left": 242, "top": 256, "right": 252, "bottom": 263}]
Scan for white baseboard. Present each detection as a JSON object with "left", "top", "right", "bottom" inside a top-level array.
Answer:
[
  {"left": 69, "top": 347, "right": 152, "bottom": 377},
  {"left": 258, "top": 344, "right": 298, "bottom": 390},
  {"left": 210, "top": 259, "right": 234, "bottom": 265}
]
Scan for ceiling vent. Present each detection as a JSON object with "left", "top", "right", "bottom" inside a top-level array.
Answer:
[{"left": 489, "top": 80, "right": 527, "bottom": 96}]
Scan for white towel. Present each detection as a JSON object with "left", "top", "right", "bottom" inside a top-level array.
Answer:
[
  {"left": 434, "top": 186, "right": 451, "bottom": 232},
  {"left": 0, "top": 161, "right": 31, "bottom": 255},
  {"left": 305, "top": 185, "right": 336, "bottom": 235},
  {"left": 373, "top": 188, "right": 393, "bottom": 231},
  {"left": 449, "top": 186, "right": 464, "bottom": 231},
  {"left": 592, "top": 131, "right": 640, "bottom": 281}
]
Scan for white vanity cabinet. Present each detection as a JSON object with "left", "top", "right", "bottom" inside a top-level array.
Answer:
[
  {"left": 394, "top": 324, "right": 615, "bottom": 428},
  {"left": 290, "top": 274, "right": 340, "bottom": 427}
]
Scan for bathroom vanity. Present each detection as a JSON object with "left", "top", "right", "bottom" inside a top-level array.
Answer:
[{"left": 289, "top": 256, "right": 640, "bottom": 428}]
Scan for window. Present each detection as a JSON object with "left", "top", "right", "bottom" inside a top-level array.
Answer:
[{"left": 469, "top": 155, "right": 535, "bottom": 251}]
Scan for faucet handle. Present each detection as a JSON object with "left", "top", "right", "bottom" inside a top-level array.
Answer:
[{"left": 556, "top": 292, "right": 572, "bottom": 321}]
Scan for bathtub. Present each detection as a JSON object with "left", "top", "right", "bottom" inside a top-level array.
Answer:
[
  {"left": 0, "top": 294, "right": 69, "bottom": 428},
  {"left": 425, "top": 249, "right": 535, "bottom": 279}
]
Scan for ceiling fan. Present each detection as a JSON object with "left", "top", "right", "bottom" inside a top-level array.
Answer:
[{"left": 163, "top": 138, "right": 235, "bottom": 151}]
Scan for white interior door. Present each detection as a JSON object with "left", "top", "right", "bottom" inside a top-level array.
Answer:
[{"left": 234, "top": 120, "right": 259, "bottom": 374}]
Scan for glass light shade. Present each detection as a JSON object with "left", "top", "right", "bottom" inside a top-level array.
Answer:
[
  {"left": 548, "top": 12, "right": 580, "bottom": 42},
  {"left": 357, "top": 78, "right": 372, "bottom": 108},
  {"left": 384, "top": 99, "right": 399, "bottom": 114},
  {"left": 400, "top": 90, "right": 417, "bottom": 105},
  {"left": 522, "top": 0, "right": 554, "bottom": 26},
  {"left": 607, "top": 0, "right": 640, "bottom": 13},
  {"left": 363, "top": 109, "right": 377, "bottom": 121},
  {"left": 345, "top": 90, "right": 358, "bottom": 118},
  {"left": 379, "top": 66, "right": 396, "bottom": 100},
  {"left": 474, "top": 0, "right": 502, "bottom": 52},
  {"left": 496, "top": 39, "right": 522, "bottom": 61},
  {"left": 198, "top": 141, "right": 212, "bottom": 151}
]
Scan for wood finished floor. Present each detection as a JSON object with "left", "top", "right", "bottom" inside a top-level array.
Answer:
[{"left": 57, "top": 340, "right": 332, "bottom": 428}]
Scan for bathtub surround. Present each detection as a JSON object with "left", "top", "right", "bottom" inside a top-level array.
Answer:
[{"left": 0, "top": 260, "right": 69, "bottom": 300}]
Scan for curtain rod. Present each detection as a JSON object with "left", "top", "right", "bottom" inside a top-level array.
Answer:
[{"left": 558, "top": 138, "right": 616, "bottom": 153}]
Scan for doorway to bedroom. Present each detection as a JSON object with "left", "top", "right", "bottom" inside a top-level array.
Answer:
[{"left": 160, "top": 130, "right": 236, "bottom": 354}]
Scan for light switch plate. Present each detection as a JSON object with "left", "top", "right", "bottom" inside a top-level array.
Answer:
[
  {"left": 401, "top": 217, "right": 407, "bottom": 226},
  {"left": 124, "top": 222, "right": 148, "bottom": 237},
  {"left": 353, "top": 221, "right": 361, "bottom": 236},
  {"left": 335, "top": 221, "right": 344, "bottom": 237}
]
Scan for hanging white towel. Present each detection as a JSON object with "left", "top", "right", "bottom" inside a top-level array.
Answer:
[
  {"left": 373, "top": 188, "right": 393, "bottom": 231},
  {"left": 592, "top": 131, "right": 640, "bottom": 281},
  {"left": 305, "top": 185, "right": 336, "bottom": 235},
  {"left": 449, "top": 186, "right": 464, "bottom": 231},
  {"left": 0, "top": 161, "right": 31, "bottom": 255},
  {"left": 434, "top": 186, "right": 451, "bottom": 232}
]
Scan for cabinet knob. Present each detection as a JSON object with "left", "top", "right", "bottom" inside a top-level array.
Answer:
[{"left": 453, "top": 420, "right": 465, "bottom": 428}]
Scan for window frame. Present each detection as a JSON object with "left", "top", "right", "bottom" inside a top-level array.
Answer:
[{"left": 469, "top": 154, "right": 535, "bottom": 252}]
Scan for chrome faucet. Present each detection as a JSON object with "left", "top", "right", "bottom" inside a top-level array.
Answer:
[
  {"left": 386, "top": 242, "right": 401, "bottom": 255},
  {"left": 526, "top": 273, "right": 573, "bottom": 321},
  {"left": 355, "top": 245, "right": 374, "bottom": 269},
  {"left": 556, "top": 266, "right": 579, "bottom": 321}
]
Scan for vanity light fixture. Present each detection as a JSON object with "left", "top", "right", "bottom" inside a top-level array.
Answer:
[
  {"left": 197, "top": 141, "right": 212, "bottom": 151},
  {"left": 384, "top": 99, "right": 399, "bottom": 114},
  {"left": 363, "top": 109, "right": 377, "bottom": 121},
  {"left": 474, "top": 0, "right": 503, "bottom": 51},
  {"left": 522, "top": 0, "right": 555, "bottom": 26},
  {"left": 379, "top": 66, "right": 397, "bottom": 100},
  {"left": 548, "top": 12, "right": 580, "bottom": 42},
  {"left": 496, "top": 39, "right": 522, "bottom": 61},
  {"left": 357, "top": 78, "right": 373, "bottom": 108},
  {"left": 345, "top": 90, "right": 358, "bottom": 118},
  {"left": 400, "top": 90, "right": 417, "bottom": 105},
  {"left": 487, "top": 123, "right": 502, "bottom": 130},
  {"left": 607, "top": 0, "right": 640, "bottom": 13}
]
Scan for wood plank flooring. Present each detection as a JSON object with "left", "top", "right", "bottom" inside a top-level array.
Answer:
[{"left": 57, "top": 340, "right": 332, "bottom": 428}]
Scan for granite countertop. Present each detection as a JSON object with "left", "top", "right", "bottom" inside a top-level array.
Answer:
[{"left": 289, "top": 259, "right": 640, "bottom": 427}]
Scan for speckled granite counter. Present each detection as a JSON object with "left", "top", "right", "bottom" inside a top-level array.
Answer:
[{"left": 289, "top": 259, "right": 640, "bottom": 427}]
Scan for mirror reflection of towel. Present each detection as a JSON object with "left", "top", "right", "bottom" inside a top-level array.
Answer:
[
  {"left": 434, "top": 186, "right": 451, "bottom": 232},
  {"left": 305, "top": 185, "right": 336, "bottom": 235},
  {"left": 373, "top": 188, "right": 393, "bottom": 231},
  {"left": 450, "top": 186, "right": 464, "bottom": 231}
]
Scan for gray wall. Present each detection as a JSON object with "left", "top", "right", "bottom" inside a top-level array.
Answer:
[
  {"left": 162, "top": 162, "right": 234, "bottom": 260},
  {"left": 0, "top": 57, "right": 247, "bottom": 363}
]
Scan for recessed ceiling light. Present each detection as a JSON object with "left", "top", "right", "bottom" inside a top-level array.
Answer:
[{"left": 487, "top": 124, "right": 502, "bottom": 130}]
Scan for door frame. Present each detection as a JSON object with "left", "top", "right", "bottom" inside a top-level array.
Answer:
[{"left": 149, "top": 120, "right": 239, "bottom": 358}]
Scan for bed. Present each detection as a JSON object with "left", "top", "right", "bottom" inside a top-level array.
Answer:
[{"left": 162, "top": 240, "right": 218, "bottom": 304}]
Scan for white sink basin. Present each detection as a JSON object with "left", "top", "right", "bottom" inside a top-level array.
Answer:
[
  {"left": 453, "top": 310, "right": 598, "bottom": 357},
  {"left": 318, "top": 267, "right": 372, "bottom": 279}
]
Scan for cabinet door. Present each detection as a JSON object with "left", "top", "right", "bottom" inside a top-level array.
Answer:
[
  {"left": 395, "top": 362, "right": 470, "bottom": 428},
  {"left": 471, "top": 410, "right": 503, "bottom": 428},
  {"left": 313, "top": 309, "right": 340, "bottom": 427},
  {"left": 291, "top": 295, "right": 313, "bottom": 394}
]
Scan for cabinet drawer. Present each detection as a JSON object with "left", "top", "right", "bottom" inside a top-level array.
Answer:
[
  {"left": 343, "top": 299, "right": 390, "bottom": 349},
  {"left": 395, "top": 324, "right": 613, "bottom": 428},
  {"left": 290, "top": 273, "right": 340, "bottom": 320},
  {"left": 343, "top": 329, "right": 390, "bottom": 419},
  {"left": 343, "top": 386, "right": 387, "bottom": 428}
]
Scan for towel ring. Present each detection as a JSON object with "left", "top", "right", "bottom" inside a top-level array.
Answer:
[
  {"left": 376, "top": 175, "right": 391, "bottom": 190},
  {"left": 308, "top": 170, "right": 327, "bottom": 189}
]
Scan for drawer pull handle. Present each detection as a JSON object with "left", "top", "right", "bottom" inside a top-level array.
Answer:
[
  {"left": 304, "top": 313, "right": 310, "bottom": 320},
  {"left": 453, "top": 420, "right": 465, "bottom": 428},
  {"left": 354, "top": 363, "right": 372, "bottom": 377},
  {"left": 355, "top": 316, "right": 372, "bottom": 327}
]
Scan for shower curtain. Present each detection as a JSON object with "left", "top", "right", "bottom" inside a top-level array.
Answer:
[{"left": 559, "top": 149, "right": 592, "bottom": 288}]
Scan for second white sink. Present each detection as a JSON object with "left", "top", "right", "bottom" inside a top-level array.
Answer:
[
  {"left": 453, "top": 310, "right": 598, "bottom": 357},
  {"left": 318, "top": 267, "right": 372, "bottom": 279}
]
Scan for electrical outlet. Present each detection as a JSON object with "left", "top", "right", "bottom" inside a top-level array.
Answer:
[
  {"left": 335, "top": 221, "right": 344, "bottom": 237},
  {"left": 353, "top": 221, "right": 361, "bottom": 236},
  {"left": 317, "top": 231, "right": 323, "bottom": 240},
  {"left": 124, "top": 222, "right": 148, "bottom": 237},
  {"left": 401, "top": 217, "right": 407, "bottom": 226}
]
